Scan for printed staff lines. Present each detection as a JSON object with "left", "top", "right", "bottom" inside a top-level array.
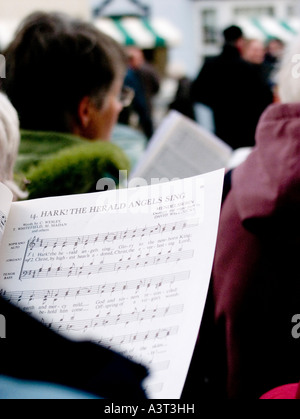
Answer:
[
  {"left": 26, "top": 218, "right": 199, "bottom": 251},
  {"left": 20, "top": 250, "right": 194, "bottom": 280},
  {"left": 1, "top": 271, "right": 190, "bottom": 304},
  {"left": 42, "top": 305, "right": 184, "bottom": 332},
  {"left": 94, "top": 326, "right": 179, "bottom": 348}
]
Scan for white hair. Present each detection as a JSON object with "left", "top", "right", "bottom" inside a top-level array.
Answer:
[
  {"left": 0, "top": 92, "right": 27, "bottom": 200},
  {"left": 277, "top": 35, "right": 300, "bottom": 103}
]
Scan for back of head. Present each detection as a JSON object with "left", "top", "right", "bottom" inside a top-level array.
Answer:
[
  {"left": 0, "top": 92, "right": 26, "bottom": 199},
  {"left": 223, "top": 25, "right": 244, "bottom": 45},
  {"left": 2, "top": 12, "right": 127, "bottom": 133}
]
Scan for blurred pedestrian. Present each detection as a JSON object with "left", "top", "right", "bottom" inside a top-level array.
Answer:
[
  {"left": 119, "top": 47, "right": 160, "bottom": 140},
  {"left": 243, "top": 39, "right": 265, "bottom": 65},
  {"left": 192, "top": 25, "right": 274, "bottom": 149},
  {"left": 243, "top": 38, "right": 274, "bottom": 94},
  {"left": 168, "top": 63, "right": 196, "bottom": 121},
  {"left": 263, "top": 37, "right": 285, "bottom": 86}
]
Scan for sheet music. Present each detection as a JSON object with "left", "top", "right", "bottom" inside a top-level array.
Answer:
[
  {"left": 0, "top": 183, "right": 13, "bottom": 244},
  {"left": 131, "top": 110, "right": 232, "bottom": 182},
  {"left": 0, "top": 170, "right": 224, "bottom": 399}
]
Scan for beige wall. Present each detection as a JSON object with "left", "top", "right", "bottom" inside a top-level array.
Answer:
[{"left": 0, "top": 0, "right": 91, "bottom": 21}]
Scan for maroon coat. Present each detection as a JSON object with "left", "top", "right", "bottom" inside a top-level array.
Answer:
[{"left": 211, "top": 103, "right": 300, "bottom": 399}]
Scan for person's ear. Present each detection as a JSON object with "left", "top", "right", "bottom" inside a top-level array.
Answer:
[{"left": 77, "top": 96, "right": 92, "bottom": 128}]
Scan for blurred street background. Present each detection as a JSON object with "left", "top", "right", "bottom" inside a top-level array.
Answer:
[{"left": 1, "top": 0, "right": 300, "bottom": 132}]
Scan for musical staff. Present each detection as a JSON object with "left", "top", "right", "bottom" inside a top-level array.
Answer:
[
  {"left": 26, "top": 219, "right": 199, "bottom": 251},
  {"left": 42, "top": 305, "right": 184, "bottom": 332},
  {"left": 20, "top": 250, "right": 194, "bottom": 280},
  {"left": 0, "top": 168, "right": 225, "bottom": 400},
  {"left": 93, "top": 326, "right": 179, "bottom": 348},
  {"left": 1, "top": 271, "right": 190, "bottom": 304}
]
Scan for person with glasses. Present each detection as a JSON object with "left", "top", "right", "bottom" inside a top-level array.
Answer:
[{"left": 1, "top": 12, "right": 137, "bottom": 199}]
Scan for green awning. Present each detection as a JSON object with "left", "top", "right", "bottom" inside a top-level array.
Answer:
[
  {"left": 235, "top": 17, "right": 300, "bottom": 43},
  {"left": 93, "top": 16, "right": 182, "bottom": 48},
  {"left": 0, "top": 16, "right": 182, "bottom": 51}
]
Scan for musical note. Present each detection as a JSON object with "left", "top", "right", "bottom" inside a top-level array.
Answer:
[
  {"left": 0, "top": 168, "right": 225, "bottom": 401},
  {"left": 23, "top": 219, "right": 199, "bottom": 253},
  {"left": 20, "top": 250, "right": 194, "bottom": 280},
  {"left": 93, "top": 326, "right": 179, "bottom": 348},
  {"left": 1, "top": 272, "right": 190, "bottom": 305},
  {"left": 42, "top": 305, "right": 184, "bottom": 332}
]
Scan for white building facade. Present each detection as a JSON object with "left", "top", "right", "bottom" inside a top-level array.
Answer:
[
  {"left": 1, "top": 0, "right": 300, "bottom": 78},
  {"left": 145, "top": 0, "right": 300, "bottom": 77},
  {"left": 0, "top": 0, "right": 90, "bottom": 50},
  {"left": 192, "top": 0, "right": 300, "bottom": 70},
  {"left": 102, "top": 0, "right": 300, "bottom": 78},
  {"left": 0, "top": 0, "right": 90, "bottom": 20}
]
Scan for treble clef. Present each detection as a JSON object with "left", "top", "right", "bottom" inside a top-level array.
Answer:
[{"left": 28, "top": 237, "right": 36, "bottom": 251}]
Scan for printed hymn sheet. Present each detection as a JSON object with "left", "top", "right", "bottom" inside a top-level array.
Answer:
[
  {"left": 130, "top": 110, "right": 233, "bottom": 182},
  {"left": 0, "top": 170, "right": 224, "bottom": 399}
]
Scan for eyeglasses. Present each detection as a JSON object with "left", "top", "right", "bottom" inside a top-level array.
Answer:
[{"left": 119, "top": 86, "right": 135, "bottom": 108}]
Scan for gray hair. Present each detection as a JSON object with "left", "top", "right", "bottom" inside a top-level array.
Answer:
[{"left": 0, "top": 92, "right": 27, "bottom": 200}]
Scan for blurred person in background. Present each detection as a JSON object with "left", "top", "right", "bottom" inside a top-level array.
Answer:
[
  {"left": 192, "top": 25, "right": 274, "bottom": 149},
  {"left": 1, "top": 12, "right": 134, "bottom": 198},
  {"left": 128, "top": 47, "right": 160, "bottom": 123},
  {"left": 264, "top": 37, "right": 285, "bottom": 87},
  {"left": 243, "top": 38, "right": 266, "bottom": 65},
  {"left": 242, "top": 38, "right": 274, "bottom": 94},
  {"left": 168, "top": 62, "right": 196, "bottom": 121},
  {"left": 119, "top": 46, "right": 160, "bottom": 140}
]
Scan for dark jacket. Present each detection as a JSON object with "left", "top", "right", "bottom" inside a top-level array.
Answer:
[
  {"left": 196, "top": 103, "right": 300, "bottom": 399},
  {"left": 119, "top": 68, "right": 154, "bottom": 139},
  {"left": 0, "top": 295, "right": 148, "bottom": 399},
  {"left": 192, "top": 45, "right": 274, "bottom": 149},
  {"left": 169, "top": 77, "right": 196, "bottom": 121}
]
